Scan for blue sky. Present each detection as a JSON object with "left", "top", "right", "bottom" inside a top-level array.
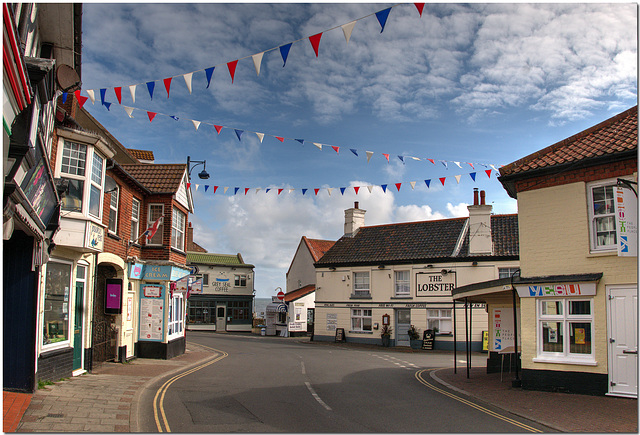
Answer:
[{"left": 80, "top": 2, "right": 637, "bottom": 298}]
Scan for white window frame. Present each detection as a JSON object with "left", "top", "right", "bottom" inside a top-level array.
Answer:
[
  {"left": 234, "top": 274, "right": 247, "bottom": 287},
  {"left": 167, "top": 292, "right": 184, "bottom": 340},
  {"left": 88, "top": 151, "right": 104, "bottom": 219},
  {"left": 41, "top": 259, "right": 74, "bottom": 351},
  {"left": 353, "top": 271, "right": 370, "bottom": 297},
  {"left": 171, "top": 207, "right": 186, "bottom": 251},
  {"left": 427, "top": 309, "right": 452, "bottom": 334},
  {"left": 147, "top": 204, "right": 164, "bottom": 246},
  {"left": 394, "top": 270, "right": 411, "bottom": 297},
  {"left": 534, "top": 298, "right": 596, "bottom": 365},
  {"left": 130, "top": 198, "right": 140, "bottom": 243},
  {"left": 351, "top": 308, "right": 372, "bottom": 332},
  {"left": 587, "top": 179, "right": 618, "bottom": 252},
  {"left": 108, "top": 186, "right": 119, "bottom": 234},
  {"left": 498, "top": 267, "right": 520, "bottom": 279}
]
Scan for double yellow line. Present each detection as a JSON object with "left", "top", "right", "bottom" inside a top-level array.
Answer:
[
  {"left": 414, "top": 369, "right": 542, "bottom": 433},
  {"left": 153, "top": 343, "right": 229, "bottom": 432}
]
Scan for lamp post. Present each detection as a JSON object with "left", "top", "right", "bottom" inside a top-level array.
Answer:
[{"left": 186, "top": 156, "right": 210, "bottom": 180}]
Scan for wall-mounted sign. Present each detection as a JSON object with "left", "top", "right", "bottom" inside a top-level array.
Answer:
[
  {"left": 615, "top": 185, "right": 638, "bottom": 257},
  {"left": 139, "top": 297, "right": 164, "bottom": 341},
  {"left": 515, "top": 282, "right": 596, "bottom": 298},
  {"left": 416, "top": 272, "right": 456, "bottom": 298},
  {"left": 289, "top": 322, "right": 305, "bottom": 331},
  {"left": 86, "top": 221, "right": 104, "bottom": 251},
  {"left": 105, "top": 279, "right": 123, "bottom": 315},
  {"left": 143, "top": 285, "right": 162, "bottom": 298},
  {"left": 130, "top": 262, "right": 145, "bottom": 280}
]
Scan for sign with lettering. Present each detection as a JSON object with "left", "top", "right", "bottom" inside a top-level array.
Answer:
[
  {"left": 335, "top": 328, "right": 346, "bottom": 342},
  {"left": 416, "top": 272, "right": 455, "bottom": 298},
  {"left": 492, "top": 308, "right": 520, "bottom": 354},
  {"left": 615, "top": 185, "right": 637, "bottom": 257},
  {"left": 85, "top": 221, "right": 104, "bottom": 251},
  {"left": 515, "top": 282, "right": 596, "bottom": 298}
]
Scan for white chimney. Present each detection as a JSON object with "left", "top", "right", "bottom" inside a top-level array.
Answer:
[
  {"left": 344, "top": 201, "right": 366, "bottom": 237},
  {"left": 467, "top": 189, "right": 493, "bottom": 255}
]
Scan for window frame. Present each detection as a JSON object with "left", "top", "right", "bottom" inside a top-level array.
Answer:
[
  {"left": 234, "top": 274, "right": 247, "bottom": 287},
  {"left": 498, "top": 267, "right": 520, "bottom": 279},
  {"left": 353, "top": 271, "right": 370, "bottom": 297},
  {"left": 351, "top": 308, "right": 372, "bottom": 332},
  {"left": 171, "top": 207, "right": 186, "bottom": 251},
  {"left": 146, "top": 204, "right": 164, "bottom": 246},
  {"left": 42, "top": 259, "right": 74, "bottom": 351},
  {"left": 394, "top": 270, "right": 411, "bottom": 297},
  {"left": 427, "top": 309, "right": 453, "bottom": 334},
  {"left": 534, "top": 298, "right": 595, "bottom": 365},
  {"left": 167, "top": 292, "right": 184, "bottom": 340},
  {"left": 108, "top": 186, "right": 119, "bottom": 234},
  {"left": 130, "top": 197, "right": 140, "bottom": 243},
  {"left": 88, "top": 151, "right": 104, "bottom": 219},
  {"left": 587, "top": 179, "right": 618, "bottom": 252}
]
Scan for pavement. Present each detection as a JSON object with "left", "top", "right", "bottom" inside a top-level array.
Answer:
[{"left": 4, "top": 336, "right": 638, "bottom": 433}]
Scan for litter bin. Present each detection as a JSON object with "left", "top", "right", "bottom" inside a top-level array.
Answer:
[{"left": 261, "top": 328, "right": 266, "bottom": 336}]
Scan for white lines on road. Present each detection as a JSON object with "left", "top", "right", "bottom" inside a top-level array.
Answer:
[
  {"left": 371, "top": 354, "right": 420, "bottom": 370},
  {"left": 305, "top": 382, "right": 332, "bottom": 411},
  {"left": 301, "top": 361, "right": 306, "bottom": 375}
]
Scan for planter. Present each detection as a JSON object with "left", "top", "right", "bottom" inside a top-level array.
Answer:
[
  {"left": 410, "top": 339, "right": 422, "bottom": 349},
  {"left": 381, "top": 336, "right": 391, "bottom": 347}
]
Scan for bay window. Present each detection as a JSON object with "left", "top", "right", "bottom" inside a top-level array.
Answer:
[
  {"left": 171, "top": 207, "right": 186, "bottom": 250},
  {"left": 536, "top": 298, "right": 594, "bottom": 363},
  {"left": 351, "top": 308, "right": 372, "bottom": 332}
]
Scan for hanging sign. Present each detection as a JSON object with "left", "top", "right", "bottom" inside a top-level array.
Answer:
[{"left": 615, "top": 185, "right": 637, "bottom": 257}]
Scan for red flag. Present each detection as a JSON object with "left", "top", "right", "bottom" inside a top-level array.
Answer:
[
  {"left": 214, "top": 125, "right": 223, "bottom": 134},
  {"left": 414, "top": 3, "right": 425, "bottom": 16},
  {"left": 485, "top": 169, "right": 492, "bottom": 178},
  {"left": 314, "top": 188, "right": 319, "bottom": 196},
  {"left": 147, "top": 111, "right": 157, "bottom": 122},
  {"left": 439, "top": 177, "right": 446, "bottom": 186},
  {"left": 427, "top": 158, "right": 435, "bottom": 165},
  {"left": 213, "top": 186, "right": 219, "bottom": 193},
  {"left": 354, "top": 186, "right": 360, "bottom": 194},
  {"left": 228, "top": 60, "right": 238, "bottom": 83},
  {"left": 187, "top": 183, "right": 191, "bottom": 189},
  {"left": 309, "top": 32, "right": 323, "bottom": 57},
  {"left": 276, "top": 137, "right": 285, "bottom": 142},
  {"left": 383, "top": 153, "right": 390, "bottom": 162},
  {"left": 164, "top": 77, "right": 172, "bottom": 97},
  {"left": 331, "top": 146, "right": 340, "bottom": 154},
  {"left": 245, "top": 188, "right": 250, "bottom": 195},
  {"left": 114, "top": 87, "right": 122, "bottom": 104},
  {"left": 144, "top": 216, "right": 163, "bottom": 242},
  {"left": 278, "top": 188, "right": 283, "bottom": 195},
  {"left": 74, "top": 90, "right": 88, "bottom": 108},
  {"left": 395, "top": 183, "right": 402, "bottom": 191}
]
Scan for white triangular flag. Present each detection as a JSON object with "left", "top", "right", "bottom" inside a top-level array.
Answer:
[
  {"left": 194, "top": 184, "right": 199, "bottom": 191},
  {"left": 123, "top": 106, "right": 135, "bottom": 118},
  {"left": 342, "top": 21, "right": 356, "bottom": 44},
  {"left": 223, "top": 187, "right": 229, "bottom": 194},
  {"left": 455, "top": 174, "right": 462, "bottom": 184},
  {"left": 366, "top": 151, "right": 374, "bottom": 163},
  {"left": 183, "top": 72, "right": 193, "bottom": 94},
  {"left": 367, "top": 185, "right": 373, "bottom": 193},
  {"left": 86, "top": 89, "right": 96, "bottom": 104},
  {"left": 256, "top": 132, "right": 265, "bottom": 143},
  {"left": 327, "top": 188, "right": 333, "bottom": 196},
  {"left": 411, "top": 157, "right": 421, "bottom": 161},
  {"left": 192, "top": 120, "right": 201, "bottom": 131},
  {"left": 255, "top": 188, "right": 261, "bottom": 194},
  {"left": 454, "top": 161, "right": 462, "bottom": 169},
  {"left": 252, "top": 52, "right": 264, "bottom": 76},
  {"left": 410, "top": 181, "right": 416, "bottom": 190},
  {"left": 129, "top": 85, "right": 136, "bottom": 103},
  {"left": 313, "top": 143, "right": 323, "bottom": 150},
  {"left": 288, "top": 189, "right": 295, "bottom": 194},
  {"left": 490, "top": 164, "right": 498, "bottom": 171}
]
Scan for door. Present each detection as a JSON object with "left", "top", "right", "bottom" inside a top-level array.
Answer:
[
  {"left": 216, "top": 305, "right": 226, "bottom": 332},
  {"left": 73, "top": 266, "right": 86, "bottom": 371},
  {"left": 307, "top": 308, "right": 315, "bottom": 334},
  {"left": 607, "top": 285, "right": 638, "bottom": 398},
  {"left": 396, "top": 309, "right": 411, "bottom": 347}
]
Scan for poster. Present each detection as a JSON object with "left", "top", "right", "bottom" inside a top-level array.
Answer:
[
  {"left": 575, "top": 328, "right": 586, "bottom": 345},
  {"left": 614, "top": 186, "right": 638, "bottom": 257},
  {"left": 139, "top": 298, "right": 164, "bottom": 341},
  {"left": 492, "top": 308, "right": 521, "bottom": 354}
]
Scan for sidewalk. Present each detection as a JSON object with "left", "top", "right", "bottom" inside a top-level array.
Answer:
[{"left": 5, "top": 338, "right": 638, "bottom": 433}]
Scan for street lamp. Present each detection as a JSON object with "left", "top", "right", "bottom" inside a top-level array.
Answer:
[{"left": 186, "top": 156, "right": 210, "bottom": 180}]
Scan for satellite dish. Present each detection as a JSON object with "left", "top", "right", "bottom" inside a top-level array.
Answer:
[
  {"left": 56, "top": 64, "right": 81, "bottom": 92},
  {"left": 104, "top": 175, "right": 118, "bottom": 193}
]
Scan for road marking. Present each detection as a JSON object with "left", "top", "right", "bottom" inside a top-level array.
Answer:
[
  {"left": 305, "top": 381, "right": 332, "bottom": 411},
  {"left": 414, "top": 370, "right": 542, "bottom": 433},
  {"left": 301, "top": 361, "right": 306, "bottom": 375},
  {"left": 153, "top": 343, "right": 228, "bottom": 432}
]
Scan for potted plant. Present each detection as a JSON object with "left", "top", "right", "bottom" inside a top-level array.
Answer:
[
  {"left": 380, "top": 324, "right": 392, "bottom": 347},
  {"left": 408, "top": 325, "right": 421, "bottom": 349}
]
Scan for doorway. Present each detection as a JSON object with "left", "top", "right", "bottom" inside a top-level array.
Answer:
[
  {"left": 216, "top": 304, "right": 226, "bottom": 332},
  {"left": 73, "top": 265, "right": 86, "bottom": 372},
  {"left": 607, "top": 285, "right": 638, "bottom": 398},
  {"left": 396, "top": 309, "right": 411, "bottom": 347}
]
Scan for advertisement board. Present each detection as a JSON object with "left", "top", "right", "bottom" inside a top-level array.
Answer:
[{"left": 105, "top": 279, "right": 123, "bottom": 314}]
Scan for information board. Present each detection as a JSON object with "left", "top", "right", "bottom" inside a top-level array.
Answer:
[
  {"left": 422, "top": 329, "right": 434, "bottom": 350},
  {"left": 335, "top": 328, "right": 346, "bottom": 342}
]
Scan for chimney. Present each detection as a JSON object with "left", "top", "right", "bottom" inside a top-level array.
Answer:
[
  {"left": 467, "top": 189, "right": 492, "bottom": 255},
  {"left": 187, "top": 222, "right": 195, "bottom": 251},
  {"left": 344, "top": 202, "right": 366, "bottom": 237}
]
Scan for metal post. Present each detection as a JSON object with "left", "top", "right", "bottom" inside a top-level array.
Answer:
[
  {"left": 453, "top": 300, "right": 457, "bottom": 374},
  {"left": 465, "top": 297, "right": 469, "bottom": 379},
  {"left": 512, "top": 288, "right": 521, "bottom": 387},
  {"left": 469, "top": 300, "right": 473, "bottom": 374}
]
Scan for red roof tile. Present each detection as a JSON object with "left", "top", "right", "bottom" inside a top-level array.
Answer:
[
  {"left": 303, "top": 237, "right": 336, "bottom": 262},
  {"left": 120, "top": 163, "right": 186, "bottom": 193},
  {"left": 284, "top": 284, "right": 315, "bottom": 302},
  {"left": 127, "top": 149, "right": 155, "bottom": 161}
]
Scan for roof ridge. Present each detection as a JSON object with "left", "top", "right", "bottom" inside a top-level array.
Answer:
[{"left": 361, "top": 216, "right": 468, "bottom": 230}]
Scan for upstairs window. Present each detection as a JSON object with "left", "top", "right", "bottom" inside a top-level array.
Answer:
[
  {"left": 235, "top": 275, "right": 247, "bottom": 287},
  {"left": 394, "top": 271, "right": 410, "bottom": 297},
  {"left": 171, "top": 207, "right": 186, "bottom": 251},
  {"left": 147, "top": 204, "right": 164, "bottom": 245},
  {"left": 588, "top": 181, "right": 617, "bottom": 251},
  {"left": 130, "top": 198, "right": 140, "bottom": 243},
  {"left": 353, "top": 272, "right": 370, "bottom": 297},
  {"left": 89, "top": 152, "right": 104, "bottom": 218},
  {"left": 108, "top": 187, "right": 119, "bottom": 234},
  {"left": 58, "top": 140, "right": 105, "bottom": 220}
]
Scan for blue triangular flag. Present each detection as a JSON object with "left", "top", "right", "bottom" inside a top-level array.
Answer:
[
  {"left": 170, "top": 115, "right": 179, "bottom": 121},
  {"left": 62, "top": 92, "right": 68, "bottom": 104},
  {"left": 234, "top": 187, "right": 239, "bottom": 195},
  {"left": 295, "top": 139, "right": 305, "bottom": 145},
  {"left": 146, "top": 81, "right": 155, "bottom": 100},
  {"left": 266, "top": 188, "right": 271, "bottom": 193},
  {"left": 350, "top": 149, "right": 358, "bottom": 156},
  {"left": 381, "top": 184, "right": 387, "bottom": 192},
  {"left": 103, "top": 102, "right": 112, "bottom": 111},
  {"left": 302, "top": 188, "right": 307, "bottom": 195},
  {"left": 469, "top": 172, "right": 476, "bottom": 182},
  {"left": 235, "top": 129, "right": 243, "bottom": 141},
  {"left": 375, "top": 8, "right": 391, "bottom": 33},
  {"left": 280, "top": 43, "right": 292, "bottom": 67},
  {"left": 205, "top": 67, "right": 215, "bottom": 88},
  {"left": 100, "top": 89, "right": 107, "bottom": 105},
  {"left": 204, "top": 185, "right": 209, "bottom": 192},
  {"left": 340, "top": 187, "right": 346, "bottom": 195},
  {"left": 425, "top": 179, "right": 431, "bottom": 188},
  {"left": 398, "top": 155, "right": 404, "bottom": 163}
]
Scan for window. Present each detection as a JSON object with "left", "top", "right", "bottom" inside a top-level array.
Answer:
[
  {"left": 588, "top": 182, "right": 617, "bottom": 251},
  {"left": 353, "top": 272, "right": 370, "bottom": 296},
  {"left": 58, "top": 140, "right": 105, "bottom": 219},
  {"left": 428, "top": 309, "right": 452, "bottom": 334},
  {"left": 147, "top": 204, "right": 164, "bottom": 245},
  {"left": 108, "top": 187, "right": 119, "bottom": 234},
  {"left": 228, "top": 300, "right": 250, "bottom": 321},
  {"left": 537, "top": 298, "right": 594, "bottom": 363},
  {"left": 499, "top": 267, "right": 520, "bottom": 279},
  {"left": 130, "top": 198, "right": 140, "bottom": 243},
  {"left": 351, "top": 308, "right": 372, "bottom": 332},
  {"left": 89, "top": 152, "right": 104, "bottom": 218},
  {"left": 43, "top": 261, "right": 72, "bottom": 346},
  {"left": 235, "top": 275, "right": 247, "bottom": 287},
  {"left": 171, "top": 207, "right": 186, "bottom": 251},
  {"left": 168, "top": 292, "right": 184, "bottom": 339},
  {"left": 395, "top": 271, "right": 410, "bottom": 297},
  {"left": 202, "top": 273, "right": 209, "bottom": 286},
  {"left": 188, "top": 300, "right": 214, "bottom": 324}
]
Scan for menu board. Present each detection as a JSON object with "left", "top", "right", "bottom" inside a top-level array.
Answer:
[{"left": 139, "top": 298, "right": 164, "bottom": 341}]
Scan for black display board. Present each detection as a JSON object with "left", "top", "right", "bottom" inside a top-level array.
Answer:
[
  {"left": 335, "top": 328, "right": 346, "bottom": 342},
  {"left": 422, "top": 329, "right": 435, "bottom": 350}
]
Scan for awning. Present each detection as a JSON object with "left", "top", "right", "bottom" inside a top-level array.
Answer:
[
  {"left": 452, "top": 277, "right": 513, "bottom": 303},
  {"left": 266, "top": 303, "right": 288, "bottom": 313}
]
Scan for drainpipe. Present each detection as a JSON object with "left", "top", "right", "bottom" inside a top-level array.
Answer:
[{"left": 511, "top": 269, "right": 522, "bottom": 388}]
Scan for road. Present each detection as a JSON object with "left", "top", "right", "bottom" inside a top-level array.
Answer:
[{"left": 138, "top": 332, "right": 551, "bottom": 432}]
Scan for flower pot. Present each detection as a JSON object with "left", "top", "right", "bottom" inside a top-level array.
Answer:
[
  {"left": 410, "top": 339, "right": 422, "bottom": 349},
  {"left": 381, "top": 335, "right": 391, "bottom": 347}
]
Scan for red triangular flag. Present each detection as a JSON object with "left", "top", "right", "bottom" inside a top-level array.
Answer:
[
  {"left": 427, "top": 158, "right": 435, "bottom": 165},
  {"left": 314, "top": 188, "right": 319, "bottom": 196},
  {"left": 414, "top": 3, "right": 425, "bottom": 17},
  {"left": 276, "top": 137, "right": 285, "bottom": 142},
  {"left": 485, "top": 169, "right": 492, "bottom": 178},
  {"left": 395, "top": 183, "right": 402, "bottom": 191},
  {"left": 439, "top": 177, "right": 446, "bottom": 186},
  {"left": 187, "top": 183, "right": 191, "bottom": 189},
  {"left": 114, "top": 87, "right": 122, "bottom": 104},
  {"left": 354, "top": 186, "right": 360, "bottom": 194},
  {"left": 245, "top": 188, "right": 250, "bottom": 195},
  {"left": 74, "top": 90, "right": 88, "bottom": 108},
  {"left": 147, "top": 111, "right": 157, "bottom": 122},
  {"left": 383, "top": 153, "right": 390, "bottom": 162},
  {"left": 309, "top": 32, "right": 323, "bottom": 57},
  {"left": 213, "top": 186, "right": 219, "bottom": 193},
  {"left": 228, "top": 60, "right": 238, "bottom": 84},
  {"left": 331, "top": 146, "right": 340, "bottom": 154},
  {"left": 278, "top": 188, "right": 283, "bottom": 195},
  {"left": 214, "top": 125, "right": 223, "bottom": 134},
  {"left": 164, "top": 77, "right": 172, "bottom": 98}
]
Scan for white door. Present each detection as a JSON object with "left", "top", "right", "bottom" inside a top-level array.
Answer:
[
  {"left": 607, "top": 285, "right": 638, "bottom": 398},
  {"left": 216, "top": 305, "right": 226, "bottom": 332}
]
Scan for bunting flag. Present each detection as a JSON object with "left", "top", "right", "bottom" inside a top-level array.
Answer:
[
  {"left": 470, "top": 172, "right": 476, "bottom": 182},
  {"left": 410, "top": 181, "right": 416, "bottom": 190},
  {"left": 342, "top": 21, "right": 356, "bottom": 43},
  {"left": 114, "top": 87, "right": 122, "bottom": 103},
  {"left": 147, "top": 111, "right": 157, "bottom": 122},
  {"left": 256, "top": 132, "right": 265, "bottom": 143},
  {"left": 331, "top": 146, "right": 340, "bottom": 154},
  {"left": 86, "top": 89, "right": 95, "bottom": 104},
  {"left": 382, "top": 153, "right": 390, "bottom": 162},
  {"left": 415, "top": 3, "right": 425, "bottom": 17},
  {"left": 425, "top": 179, "right": 431, "bottom": 188},
  {"left": 381, "top": 184, "right": 387, "bottom": 192},
  {"left": 100, "top": 88, "right": 107, "bottom": 105},
  {"left": 375, "top": 8, "right": 391, "bottom": 33},
  {"left": 214, "top": 125, "right": 223, "bottom": 134},
  {"left": 147, "top": 81, "right": 155, "bottom": 100},
  {"left": 295, "top": 139, "right": 304, "bottom": 145},
  {"left": 439, "top": 177, "right": 446, "bottom": 186},
  {"left": 366, "top": 151, "right": 374, "bottom": 163},
  {"left": 205, "top": 67, "right": 215, "bottom": 88},
  {"left": 163, "top": 77, "right": 172, "bottom": 97},
  {"left": 350, "top": 149, "right": 358, "bottom": 156},
  {"left": 124, "top": 106, "right": 134, "bottom": 118},
  {"left": 192, "top": 120, "right": 201, "bottom": 131},
  {"left": 129, "top": 85, "right": 136, "bottom": 103},
  {"left": 309, "top": 33, "right": 323, "bottom": 57},
  {"left": 252, "top": 52, "right": 264, "bottom": 76},
  {"left": 395, "top": 183, "right": 402, "bottom": 191},
  {"left": 183, "top": 73, "right": 193, "bottom": 94},
  {"left": 228, "top": 60, "right": 238, "bottom": 83},
  {"left": 235, "top": 129, "right": 243, "bottom": 141},
  {"left": 280, "top": 43, "right": 292, "bottom": 67},
  {"left": 276, "top": 137, "right": 285, "bottom": 142},
  {"left": 74, "top": 90, "right": 88, "bottom": 108}
]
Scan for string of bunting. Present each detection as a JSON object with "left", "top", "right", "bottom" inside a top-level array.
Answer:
[
  {"left": 186, "top": 169, "right": 499, "bottom": 196},
  {"left": 62, "top": 93, "right": 500, "bottom": 170},
  {"left": 73, "top": 3, "right": 426, "bottom": 103}
]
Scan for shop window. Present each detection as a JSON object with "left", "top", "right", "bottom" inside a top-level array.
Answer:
[
  {"left": 536, "top": 298, "right": 594, "bottom": 363},
  {"left": 108, "top": 187, "right": 119, "bottom": 234},
  {"left": 394, "top": 270, "right": 410, "bottom": 297},
  {"left": 188, "top": 300, "right": 214, "bottom": 324},
  {"left": 130, "top": 198, "right": 140, "bottom": 243},
  {"left": 147, "top": 204, "right": 164, "bottom": 245},
  {"left": 168, "top": 292, "right": 184, "bottom": 339},
  {"left": 171, "top": 207, "right": 186, "bottom": 251},
  {"left": 428, "top": 309, "right": 452, "bottom": 334},
  {"left": 228, "top": 300, "right": 250, "bottom": 321},
  {"left": 588, "top": 181, "right": 617, "bottom": 252},
  {"left": 43, "top": 261, "right": 72, "bottom": 347},
  {"left": 234, "top": 274, "right": 247, "bottom": 287},
  {"left": 353, "top": 272, "right": 370, "bottom": 297},
  {"left": 351, "top": 308, "right": 372, "bottom": 332}
]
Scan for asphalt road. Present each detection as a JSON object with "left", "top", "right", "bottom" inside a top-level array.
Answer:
[{"left": 139, "top": 332, "right": 551, "bottom": 433}]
